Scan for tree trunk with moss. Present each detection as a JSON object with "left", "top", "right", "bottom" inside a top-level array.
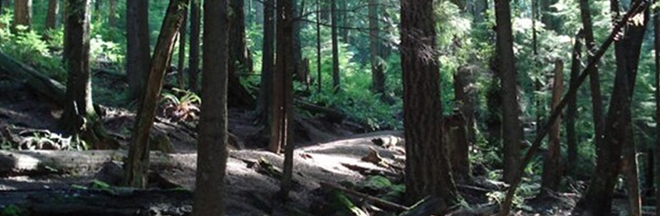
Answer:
[
  {"left": 124, "top": 0, "right": 189, "bottom": 188},
  {"left": 126, "top": 0, "right": 150, "bottom": 101},
  {"left": 59, "top": 0, "right": 115, "bottom": 150}
]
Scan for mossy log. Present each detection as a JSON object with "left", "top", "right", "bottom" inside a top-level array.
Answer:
[{"left": 0, "top": 51, "right": 66, "bottom": 105}]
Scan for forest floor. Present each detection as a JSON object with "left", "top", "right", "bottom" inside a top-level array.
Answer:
[{"left": 0, "top": 72, "right": 641, "bottom": 215}]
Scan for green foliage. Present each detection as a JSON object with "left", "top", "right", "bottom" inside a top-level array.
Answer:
[{"left": 1, "top": 205, "right": 26, "bottom": 216}]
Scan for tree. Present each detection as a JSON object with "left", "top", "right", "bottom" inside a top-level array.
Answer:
[
  {"left": 124, "top": 0, "right": 189, "bottom": 188},
  {"left": 108, "top": 0, "right": 116, "bottom": 28},
  {"left": 400, "top": 0, "right": 460, "bottom": 210},
  {"left": 229, "top": 0, "right": 251, "bottom": 73},
  {"left": 572, "top": 1, "right": 648, "bottom": 214},
  {"left": 177, "top": 7, "right": 188, "bottom": 89},
  {"left": 189, "top": 0, "right": 201, "bottom": 93},
  {"left": 316, "top": 0, "right": 322, "bottom": 93},
  {"left": 192, "top": 0, "right": 229, "bottom": 214},
  {"left": 46, "top": 0, "right": 58, "bottom": 30},
  {"left": 272, "top": 0, "right": 295, "bottom": 197},
  {"left": 566, "top": 30, "right": 583, "bottom": 176},
  {"left": 59, "top": 0, "right": 117, "bottom": 150},
  {"left": 655, "top": 0, "right": 660, "bottom": 213},
  {"left": 494, "top": 0, "right": 523, "bottom": 184},
  {"left": 126, "top": 0, "right": 150, "bottom": 101},
  {"left": 539, "top": 60, "right": 563, "bottom": 196},
  {"left": 579, "top": 0, "right": 605, "bottom": 171},
  {"left": 369, "top": 0, "right": 386, "bottom": 98},
  {"left": 13, "top": 0, "right": 32, "bottom": 32},
  {"left": 331, "top": 0, "right": 340, "bottom": 92},
  {"left": 256, "top": 0, "right": 275, "bottom": 125}
]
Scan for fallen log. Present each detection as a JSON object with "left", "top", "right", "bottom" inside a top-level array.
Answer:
[
  {"left": 0, "top": 51, "right": 66, "bottom": 105},
  {"left": 0, "top": 150, "right": 176, "bottom": 176},
  {"left": 0, "top": 188, "right": 193, "bottom": 216}
]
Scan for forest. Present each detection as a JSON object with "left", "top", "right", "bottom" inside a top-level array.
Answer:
[{"left": 0, "top": 0, "right": 658, "bottom": 215}]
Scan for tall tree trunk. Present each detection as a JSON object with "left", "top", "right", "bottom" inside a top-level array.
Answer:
[
  {"left": 566, "top": 30, "right": 583, "bottom": 176},
  {"left": 256, "top": 0, "right": 275, "bottom": 126},
  {"left": 400, "top": 0, "right": 460, "bottom": 210},
  {"left": 188, "top": 0, "right": 200, "bottom": 93},
  {"left": 229, "top": 0, "right": 251, "bottom": 73},
  {"left": 331, "top": 0, "right": 340, "bottom": 92},
  {"left": 12, "top": 0, "right": 31, "bottom": 32},
  {"left": 192, "top": 0, "right": 228, "bottom": 215},
  {"left": 316, "top": 0, "right": 322, "bottom": 93},
  {"left": 339, "top": 0, "right": 348, "bottom": 40},
  {"left": 45, "top": 0, "right": 58, "bottom": 30},
  {"left": 178, "top": 8, "right": 188, "bottom": 89},
  {"left": 572, "top": 2, "right": 648, "bottom": 215},
  {"left": 539, "top": 60, "right": 564, "bottom": 196},
  {"left": 60, "top": 0, "right": 115, "bottom": 150},
  {"left": 126, "top": 0, "right": 150, "bottom": 101},
  {"left": 275, "top": 0, "right": 295, "bottom": 197},
  {"left": 655, "top": 0, "right": 660, "bottom": 213},
  {"left": 369, "top": 0, "right": 385, "bottom": 96},
  {"left": 579, "top": 0, "right": 606, "bottom": 171},
  {"left": 109, "top": 0, "right": 116, "bottom": 28},
  {"left": 495, "top": 0, "right": 523, "bottom": 184},
  {"left": 225, "top": 1, "right": 255, "bottom": 110},
  {"left": 124, "top": 0, "right": 189, "bottom": 188},
  {"left": 486, "top": 58, "right": 502, "bottom": 158}
]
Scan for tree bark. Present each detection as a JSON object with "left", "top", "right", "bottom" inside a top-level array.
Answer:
[
  {"left": 229, "top": 0, "right": 251, "bottom": 73},
  {"left": 60, "top": 0, "right": 115, "bottom": 150},
  {"left": 655, "top": 0, "right": 660, "bottom": 213},
  {"left": 177, "top": 8, "right": 188, "bottom": 89},
  {"left": 369, "top": 0, "right": 385, "bottom": 98},
  {"left": 445, "top": 113, "right": 471, "bottom": 184},
  {"left": 124, "top": 0, "right": 189, "bottom": 188},
  {"left": 192, "top": 0, "right": 229, "bottom": 214},
  {"left": 256, "top": 0, "right": 275, "bottom": 125},
  {"left": 271, "top": 0, "right": 295, "bottom": 199},
  {"left": 45, "top": 0, "right": 58, "bottom": 30},
  {"left": 316, "top": 0, "right": 322, "bottom": 93},
  {"left": 109, "top": 0, "right": 116, "bottom": 28},
  {"left": 126, "top": 0, "right": 150, "bottom": 101},
  {"left": 454, "top": 66, "right": 477, "bottom": 147},
  {"left": 566, "top": 30, "right": 583, "bottom": 176},
  {"left": 539, "top": 60, "right": 563, "bottom": 196},
  {"left": 495, "top": 0, "right": 523, "bottom": 184},
  {"left": 400, "top": 0, "right": 460, "bottom": 211},
  {"left": 572, "top": 1, "right": 648, "bottom": 215},
  {"left": 12, "top": 0, "right": 31, "bottom": 32},
  {"left": 331, "top": 0, "right": 340, "bottom": 92},
  {"left": 188, "top": 0, "right": 200, "bottom": 93},
  {"left": 579, "top": 0, "right": 606, "bottom": 170}
]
